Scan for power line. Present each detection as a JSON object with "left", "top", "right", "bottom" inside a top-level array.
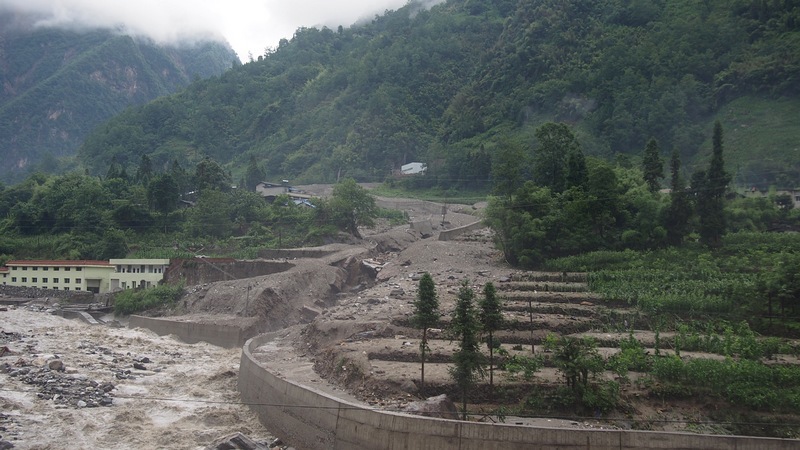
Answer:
[{"left": 0, "top": 387, "right": 797, "bottom": 429}]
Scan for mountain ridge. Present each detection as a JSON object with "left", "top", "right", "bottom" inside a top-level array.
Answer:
[
  {"left": 0, "top": 13, "right": 238, "bottom": 183},
  {"left": 7, "top": 0, "right": 800, "bottom": 188}
]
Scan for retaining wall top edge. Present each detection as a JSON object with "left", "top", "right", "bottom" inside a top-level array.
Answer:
[{"left": 240, "top": 334, "right": 800, "bottom": 445}]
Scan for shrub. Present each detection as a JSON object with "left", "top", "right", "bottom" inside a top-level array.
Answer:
[{"left": 113, "top": 283, "right": 184, "bottom": 315}]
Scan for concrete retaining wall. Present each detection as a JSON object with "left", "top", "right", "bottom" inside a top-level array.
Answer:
[
  {"left": 257, "top": 249, "right": 338, "bottom": 259},
  {"left": 164, "top": 259, "right": 293, "bottom": 286},
  {"left": 239, "top": 333, "right": 798, "bottom": 450},
  {"left": 129, "top": 315, "right": 254, "bottom": 348},
  {"left": 0, "top": 284, "right": 94, "bottom": 303},
  {"left": 375, "top": 198, "right": 446, "bottom": 216},
  {"left": 438, "top": 220, "right": 485, "bottom": 241}
]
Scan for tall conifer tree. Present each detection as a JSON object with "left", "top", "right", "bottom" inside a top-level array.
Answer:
[
  {"left": 411, "top": 272, "right": 439, "bottom": 397},
  {"left": 665, "top": 149, "right": 692, "bottom": 245},
  {"left": 479, "top": 282, "right": 503, "bottom": 388},
  {"left": 449, "top": 280, "right": 484, "bottom": 420},
  {"left": 698, "top": 121, "right": 730, "bottom": 247},
  {"left": 642, "top": 138, "right": 664, "bottom": 193}
]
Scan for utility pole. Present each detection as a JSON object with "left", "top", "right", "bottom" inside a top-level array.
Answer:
[
  {"left": 244, "top": 285, "right": 252, "bottom": 316},
  {"left": 530, "top": 290, "right": 536, "bottom": 354}
]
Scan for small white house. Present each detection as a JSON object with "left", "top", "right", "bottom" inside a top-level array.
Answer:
[
  {"left": 109, "top": 259, "right": 170, "bottom": 291},
  {"left": 401, "top": 162, "right": 427, "bottom": 175}
]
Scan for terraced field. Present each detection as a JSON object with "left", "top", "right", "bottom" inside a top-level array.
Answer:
[{"left": 308, "top": 232, "right": 800, "bottom": 437}]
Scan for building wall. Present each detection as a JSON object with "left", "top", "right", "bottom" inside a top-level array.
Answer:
[
  {"left": 3, "top": 259, "right": 169, "bottom": 294},
  {"left": 401, "top": 162, "right": 427, "bottom": 174},
  {"left": 4, "top": 263, "right": 113, "bottom": 293},
  {"left": 109, "top": 259, "right": 169, "bottom": 290},
  {"left": 79, "top": 266, "right": 115, "bottom": 293}
]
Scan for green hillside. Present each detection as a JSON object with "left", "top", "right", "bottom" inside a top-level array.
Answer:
[
  {"left": 0, "top": 13, "right": 238, "bottom": 184},
  {"left": 77, "top": 0, "right": 800, "bottom": 188}
]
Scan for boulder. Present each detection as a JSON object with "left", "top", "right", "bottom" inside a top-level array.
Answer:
[
  {"left": 47, "top": 359, "right": 64, "bottom": 372},
  {"left": 206, "top": 432, "right": 268, "bottom": 450},
  {"left": 404, "top": 394, "right": 459, "bottom": 420}
]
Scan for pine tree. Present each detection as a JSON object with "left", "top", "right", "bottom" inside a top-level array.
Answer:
[
  {"left": 665, "top": 149, "right": 692, "bottom": 246},
  {"left": 449, "top": 280, "right": 484, "bottom": 420},
  {"left": 244, "top": 155, "right": 265, "bottom": 192},
  {"left": 533, "top": 122, "right": 579, "bottom": 193},
  {"left": 565, "top": 147, "right": 588, "bottom": 190},
  {"left": 479, "top": 282, "right": 503, "bottom": 388},
  {"left": 642, "top": 138, "right": 664, "bottom": 193},
  {"left": 411, "top": 273, "right": 439, "bottom": 398},
  {"left": 135, "top": 154, "right": 153, "bottom": 185},
  {"left": 698, "top": 121, "right": 730, "bottom": 247}
]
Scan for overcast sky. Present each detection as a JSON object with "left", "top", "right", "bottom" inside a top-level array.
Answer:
[{"left": 0, "top": 0, "right": 424, "bottom": 60}]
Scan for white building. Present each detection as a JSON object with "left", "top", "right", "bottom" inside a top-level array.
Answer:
[
  {"left": 109, "top": 259, "right": 170, "bottom": 291},
  {"left": 2, "top": 260, "right": 114, "bottom": 293},
  {"left": 1, "top": 259, "right": 170, "bottom": 293},
  {"left": 401, "top": 162, "right": 427, "bottom": 175}
]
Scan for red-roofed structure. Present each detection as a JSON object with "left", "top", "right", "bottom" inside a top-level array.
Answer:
[{"left": 5, "top": 260, "right": 112, "bottom": 267}]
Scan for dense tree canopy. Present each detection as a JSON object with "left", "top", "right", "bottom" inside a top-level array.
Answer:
[
  {"left": 0, "top": 159, "right": 387, "bottom": 260},
  {"left": 72, "top": 0, "right": 799, "bottom": 189},
  {"left": 484, "top": 121, "right": 797, "bottom": 267},
  {"left": 323, "top": 179, "right": 378, "bottom": 238}
]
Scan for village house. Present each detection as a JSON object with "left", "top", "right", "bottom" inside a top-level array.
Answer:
[
  {"left": 255, "top": 181, "right": 314, "bottom": 204},
  {"left": 108, "top": 259, "right": 170, "bottom": 291},
  {"left": 400, "top": 162, "right": 427, "bottom": 175},
  {"left": 744, "top": 187, "right": 800, "bottom": 209}
]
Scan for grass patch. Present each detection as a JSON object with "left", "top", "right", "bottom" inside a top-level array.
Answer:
[
  {"left": 113, "top": 283, "right": 184, "bottom": 316},
  {"left": 702, "top": 96, "right": 800, "bottom": 188}
]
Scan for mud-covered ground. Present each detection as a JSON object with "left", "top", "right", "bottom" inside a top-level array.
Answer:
[{"left": 4, "top": 187, "right": 798, "bottom": 445}]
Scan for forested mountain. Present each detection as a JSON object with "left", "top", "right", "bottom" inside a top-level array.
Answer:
[
  {"left": 76, "top": 0, "right": 799, "bottom": 189},
  {"left": 0, "top": 12, "right": 238, "bottom": 183}
]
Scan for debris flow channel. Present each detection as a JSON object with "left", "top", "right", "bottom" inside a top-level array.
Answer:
[{"left": 0, "top": 305, "right": 277, "bottom": 450}]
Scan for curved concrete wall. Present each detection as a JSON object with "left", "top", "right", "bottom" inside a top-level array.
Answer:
[
  {"left": 129, "top": 315, "right": 255, "bottom": 349},
  {"left": 239, "top": 333, "right": 798, "bottom": 450},
  {"left": 375, "top": 198, "right": 444, "bottom": 216},
  {"left": 438, "top": 220, "right": 485, "bottom": 241}
]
